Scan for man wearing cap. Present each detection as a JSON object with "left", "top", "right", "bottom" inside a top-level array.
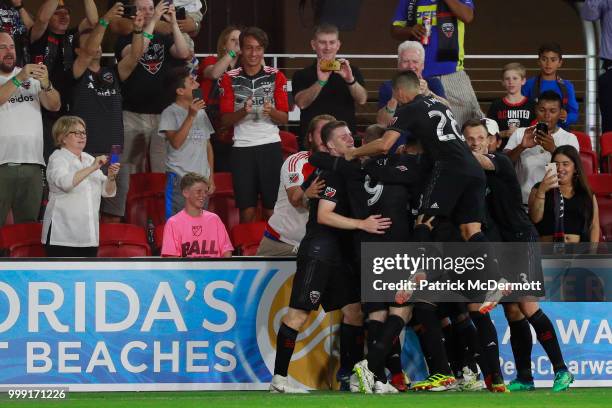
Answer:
[{"left": 29, "top": 0, "right": 98, "bottom": 159}]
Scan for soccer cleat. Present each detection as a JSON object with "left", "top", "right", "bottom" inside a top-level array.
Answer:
[
  {"left": 479, "top": 278, "right": 508, "bottom": 314},
  {"left": 353, "top": 359, "right": 375, "bottom": 394},
  {"left": 506, "top": 378, "right": 535, "bottom": 392},
  {"left": 460, "top": 368, "right": 485, "bottom": 391},
  {"left": 411, "top": 374, "right": 456, "bottom": 391},
  {"left": 349, "top": 373, "right": 360, "bottom": 393},
  {"left": 336, "top": 368, "right": 351, "bottom": 391},
  {"left": 269, "top": 374, "right": 309, "bottom": 394},
  {"left": 552, "top": 370, "right": 574, "bottom": 392},
  {"left": 374, "top": 380, "right": 400, "bottom": 394},
  {"left": 390, "top": 372, "right": 411, "bottom": 392}
]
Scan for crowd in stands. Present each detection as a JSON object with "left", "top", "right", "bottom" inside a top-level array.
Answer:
[{"left": 0, "top": 0, "right": 610, "bottom": 259}]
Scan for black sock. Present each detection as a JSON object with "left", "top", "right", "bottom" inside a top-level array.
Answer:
[
  {"left": 528, "top": 309, "right": 567, "bottom": 373},
  {"left": 341, "top": 322, "right": 365, "bottom": 371},
  {"left": 367, "top": 319, "right": 384, "bottom": 356},
  {"left": 442, "top": 324, "right": 463, "bottom": 377},
  {"left": 467, "top": 232, "right": 503, "bottom": 286},
  {"left": 367, "top": 315, "right": 405, "bottom": 382},
  {"left": 509, "top": 318, "right": 534, "bottom": 382},
  {"left": 469, "top": 311, "right": 503, "bottom": 381},
  {"left": 274, "top": 323, "right": 298, "bottom": 377},
  {"left": 414, "top": 325, "right": 433, "bottom": 373},
  {"left": 385, "top": 336, "right": 403, "bottom": 376},
  {"left": 454, "top": 317, "right": 489, "bottom": 378},
  {"left": 415, "top": 305, "right": 452, "bottom": 376}
]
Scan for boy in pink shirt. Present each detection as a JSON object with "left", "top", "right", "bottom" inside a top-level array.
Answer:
[{"left": 162, "top": 172, "right": 233, "bottom": 257}]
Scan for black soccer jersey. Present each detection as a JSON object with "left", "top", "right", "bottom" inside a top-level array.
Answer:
[
  {"left": 483, "top": 152, "right": 535, "bottom": 239},
  {"left": 389, "top": 95, "right": 480, "bottom": 173}
]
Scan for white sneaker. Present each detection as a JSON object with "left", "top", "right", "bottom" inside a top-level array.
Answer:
[
  {"left": 460, "top": 367, "right": 484, "bottom": 391},
  {"left": 374, "top": 380, "right": 399, "bottom": 394},
  {"left": 479, "top": 278, "right": 508, "bottom": 313},
  {"left": 349, "top": 373, "right": 360, "bottom": 393},
  {"left": 269, "top": 374, "right": 309, "bottom": 393},
  {"left": 353, "top": 359, "right": 375, "bottom": 394}
]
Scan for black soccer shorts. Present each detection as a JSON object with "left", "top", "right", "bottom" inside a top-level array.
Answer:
[
  {"left": 289, "top": 254, "right": 361, "bottom": 313},
  {"left": 420, "top": 163, "right": 486, "bottom": 226}
]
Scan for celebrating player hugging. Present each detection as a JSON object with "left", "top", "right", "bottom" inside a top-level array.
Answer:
[{"left": 270, "top": 71, "right": 574, "bottom": 395}]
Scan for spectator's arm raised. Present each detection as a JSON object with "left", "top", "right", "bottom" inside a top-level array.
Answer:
[
  {"left": 166, "top": 5, "right": 190, "bottom": 60},
  {"left": 294, "top": 58, "right": 331, "bottom": 110},
  {"left": 121, "top": 0, "right": 166, "bottom": 59},
  {"left": 13, "top": 0, "right": 35, "bottom": 30},
  {"left": 80, "top": 0, "right": 99, "bottom": 31},
  {"left": 30, "top": 0, "right": 59, "bottom": 43},
  {"left": 117, "top": 11, "right": 145, "bottom": 81},
  {"left": 337, "top": 58, "right": 367, "bottom": 105},
  {"left": 32, "top": 63, "right": 60, "bottom": 111},
  {"left": 73, "top": 2, "right": 124, "bottom": 79}
]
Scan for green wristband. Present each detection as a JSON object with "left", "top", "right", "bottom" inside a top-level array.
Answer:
[
  {"left": 11, "top": 77, "right": 22, "bottom": 88},
  {"left": 317, "top": 79, "right": 327, "bottom": 87},
  {"left": 228, "top": 50, "right": 236, "bottom": 58},
  {"left": 98, "top": 18, "right": 109, "bottom": 28},
  {"left": 143, "top": 32, "right": 154, "bottom": 40}
]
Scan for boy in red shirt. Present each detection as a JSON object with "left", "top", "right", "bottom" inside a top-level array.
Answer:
[{"left": 161, "top": 172, "right": 233, "bottom": 257}]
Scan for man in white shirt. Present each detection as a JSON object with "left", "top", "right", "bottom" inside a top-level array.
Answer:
[
  {"left": 0, "top": 32, "right": 61, "bottom": 226},
  {"left": 256, "top": 114, "right": 333, "bottom": 256},
  {"left": 504, "top": 90, "right": 580, "bottom": 204}
]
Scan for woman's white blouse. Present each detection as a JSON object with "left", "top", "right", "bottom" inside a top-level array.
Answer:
[{"left": 41, "top": 148, "right": 116, "bottom": 247}]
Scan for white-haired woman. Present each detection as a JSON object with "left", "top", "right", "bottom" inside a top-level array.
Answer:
[{"left": 42, "top": 116, "right": 120, "bottom": 257}]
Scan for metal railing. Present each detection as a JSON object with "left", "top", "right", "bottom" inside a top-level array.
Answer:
[{"left": 102, "top": 52, "right": 599, "bottom": 148}]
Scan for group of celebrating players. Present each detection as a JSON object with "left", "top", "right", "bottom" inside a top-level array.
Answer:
[{"left": 268, "top": 71, "right": 574, "bottom": 394}]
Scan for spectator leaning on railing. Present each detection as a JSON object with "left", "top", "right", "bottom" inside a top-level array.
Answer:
[
  {"left": 69, "top": 3, "right": 145, "bottom": 224},
  {"left": 42, "top": 116, "right": 119, "bottom": 257},
  {"left": 0, "top": 31, "right": 60, "bottom": 227}
]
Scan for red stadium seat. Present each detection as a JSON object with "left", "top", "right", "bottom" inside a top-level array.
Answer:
[
  {"left": 154, "top": 223, "right": 165, "bottom": 253},
  {"left": 588, "top": 174, "right": 612, "bottom": 198},
  {"left": 98, "top": 223, "right": 151, "bottom": 257},
  {"left": 125, "top": 191, "right": 166, "bottom": 229},
  {"left": 208, "top": 195, "right": 240, "bottom": 235},
  {"left": 0, "top": 223, "right": 45, "bottom": 257},
  {"left": 598, "top": 198, "right": 612, "bottom": 241},
  {"left": 280, "top": 130, "right": 299, "bottom": 158},
  {"left": 571, "top": 131, "right": 593, "bottom": 152},
  {"left": 127, "top": 173, "right": 166, "bottom": 200},
  {"left": 213, "top": 172, "right": 234, "bottom": 196},
  {"left": 579, "top": 151, "right": 598, "bottom": 175},
  {"left": 230, "top": 221, "right": 266, "bottom": 255},
  {"left": 601, "top": 132, "right": 612, "bottom": 173}
]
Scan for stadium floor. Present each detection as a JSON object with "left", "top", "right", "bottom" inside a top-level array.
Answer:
[{"left": 7, "top": 388, "right": 610, "bottom": 408}]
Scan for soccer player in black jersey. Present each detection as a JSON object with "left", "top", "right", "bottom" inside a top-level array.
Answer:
[
  {"left": 464, "top": 119, "right": 573, "bottom": 393},
  {"left": 310, "top": 126, "right": 428, "bottom": 393},
  {"left": 346, "top": 71, "right": 504, "bottom": 312},
  {"left": 270, "top": 121, "right": 391, "bottom": 393}
]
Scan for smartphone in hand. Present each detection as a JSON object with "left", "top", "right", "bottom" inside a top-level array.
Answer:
[
  {"left": 123, "top": 5, "right": 137, "bottom": 18},
  {"left": 110, "top": 145, "right": 122, "bottom": 165},
  {"left": 192, "top": 88, "right": 203, "bottom": 100}
]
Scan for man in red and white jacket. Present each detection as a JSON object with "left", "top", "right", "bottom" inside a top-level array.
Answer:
[
  {"left": 256, "top": 114, "right": 335, "bottom": 256},
  {"left": 219, "top": 26, "right": 288, "bottom": 223}
]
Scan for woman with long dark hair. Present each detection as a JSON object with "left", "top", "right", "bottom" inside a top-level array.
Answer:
[{"left": 528, "top": 145, "right": 600, "bottom": 243}]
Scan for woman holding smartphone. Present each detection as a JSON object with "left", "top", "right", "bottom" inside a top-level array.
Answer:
[
  {"left": 528, "top": 145, "right": 600, "bottom": 243},
  {"left": 41, "top": 116, "right": 120, "bottom": 257}
]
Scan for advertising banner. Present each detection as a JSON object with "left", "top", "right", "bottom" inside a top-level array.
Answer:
[{"left": 0, "top": 260, "right": 609, "bottom": 390}]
